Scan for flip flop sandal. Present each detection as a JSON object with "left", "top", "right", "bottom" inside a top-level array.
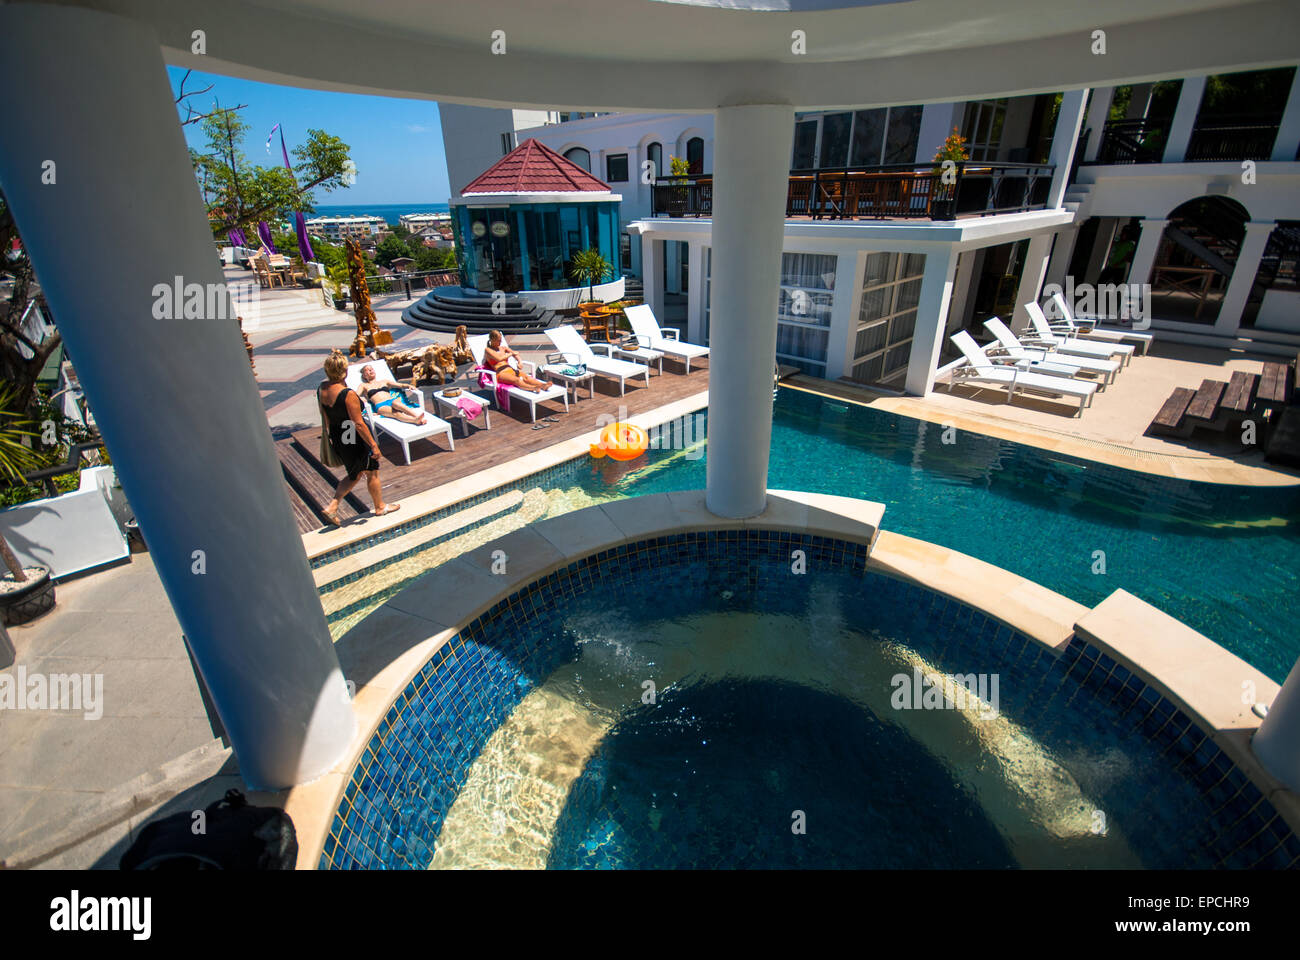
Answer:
[
  {"left": 542, "top": 416, "right": 560, "bottom": 423},
  {"left": 374, "top": 504, "right": 402, "bottom": 516},
  {"left": 322, "top": 509, "right": 342, "bottom": 527},
  {"left": 532, "top": 423, "right": 549, "bottom": 430}
]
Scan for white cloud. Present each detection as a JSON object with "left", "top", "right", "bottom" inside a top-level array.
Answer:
[{"left": 406, "top": 124, "right": 430, "bottom": 134}]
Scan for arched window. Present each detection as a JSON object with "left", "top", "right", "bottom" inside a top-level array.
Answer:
[
  {"left": 646, "top": 142, "right": 663, "bottom": 181},
  {"left": 686, "top": 137, "right": 704, "bottom": 175},
  {"left": 563, "top": 147, "right": 591, "bottom": 172}
]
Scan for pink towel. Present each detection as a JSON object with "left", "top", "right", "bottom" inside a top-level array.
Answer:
[
  {"left": 476, "top": 365, "right": 510, "bottom": 409},
  {"left": 457, "top": 395, "right": 484, "bottom": 420}
]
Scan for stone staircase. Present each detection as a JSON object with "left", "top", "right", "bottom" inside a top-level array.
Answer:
[{"left": 401, "top": 288, "right": 558, "bottom": 335}]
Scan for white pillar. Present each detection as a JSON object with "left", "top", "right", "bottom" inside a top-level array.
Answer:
[
  {"left": 1012, "top": 233, "right": 1055, "bottom": 328},
  {"left": 1084, "top": 217, "right": 1120, "bottom": 285},
  {"left": 686, "top": 239, "right": 705, "bottom": 342},
  {"left": 706, "top": 104, "right": 794, "bottom": 518},
  {"left": 1163, "top": 76, "right": 1208, "bottom": 163},
  {"left": 1083, "top": 87, "right": 1114, "bottom": 163},
  {"left": 1271, "top": 68, "right": 1300, "bottom": 161},
  {"left": 1044, "top": 226, "right": 1080, "bottom": 291},
  {"left": 903, "top": 248, "right": 960, "bottom": 396},
  {"left": 1126, "top": 83, "right": 1155, "bottom": 120},
  {"left": 946, "top": 249, "right": 979, "bottom": 335},
  {"left": 1254, "top": 657, "right": 1300, "bottom": 792},
  {"left": 1214, "top": 221, "right": 1275, "bottom": 336},
  {"left": 1127, "top": 218, "right": 1170, "bottom": 287},
  {"left": 642, "top": 235, "right": 664, "bottom": 318},
  {"left": 0, "top": 5, "right": 355, "bottom": 789},
  {"left": 825, "top": 251, "right": 862, "bottom": 381},
  {"left": 1047, "top": 89, "right": 1088, "bottom": 209},
  {"left": 915, "top": 103, "right": 962, "bottom": 165}
]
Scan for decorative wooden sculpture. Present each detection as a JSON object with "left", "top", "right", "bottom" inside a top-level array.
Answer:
[
  {"left": 345, "top": 237, "right": 392, "bottom": 357},
  {"left": 236, "top": 316, "right": 256, "bottom": 375},
  {"left": 376, "top": 343, "right": 458, "bottom": 387}
]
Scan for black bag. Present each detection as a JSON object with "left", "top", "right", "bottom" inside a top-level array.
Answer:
[{"left": 120, "top": 789, "right": 297, "bottom": 870}]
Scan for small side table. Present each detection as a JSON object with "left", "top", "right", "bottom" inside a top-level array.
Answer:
[
  {"left": 609, "top": 344, "right": 664, "bottom": 375},
  {"left": 1012, "top": 358, "right": 1081, "bottom": 379},
  {"left": 431, "top": 389, "right": 492, "bottom": 437},
  {"left": 540, "top": 365, "right": 596, "bottom": 402}
]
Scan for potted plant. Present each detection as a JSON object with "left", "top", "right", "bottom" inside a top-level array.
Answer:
[
  {"left": 0, "top": 386, "right": 56, "bottom": 626},
  {"left": 569, "top": 248, "right": 614, "bottom": 311},
  {"left": 930, "top": 127, "right": 969, "bottom": 220},
  {"left": 326, "top": 263, "right": 350, "bottom": 310},
  {"left": 668, "top": 156, "right": 691, "bottom": 216}
]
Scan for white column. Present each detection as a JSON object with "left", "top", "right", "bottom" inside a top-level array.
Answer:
[
  {"left": 946, "top": 249, "right": 979, "bottom": 335},
  {"left": 824, "top": 251, "right": 862, "bottom": 381},
  {"left": 706, "top": 104, "right": 794, "bottom": 518},
  {"left": 1214, "top": 221, "right": 1275, "bottom": 336},
  {"left": 1271, "top": 68, "right": 1300, "bottom": 161},
  {"left": 1084, "top": 217, "right": 1119, "bottom": 284},
  {"left": 1254, "top": 657, "right": 1300, "bottom": 792},
  {"left": 903, "top": 248, "right": 960, "bottom": 396},
  {"left": 1083, "top": 87, "right": 1114, "bottom": 162},
  {"left": 0, "top": 5, "right": 355, "bottom": 789},
  {"left": 1127, "top": 218, "right": 1170, "bottom": 287},
  {"left": 642, "top": 235, "right": 664, "bottom": 317},
  {"left": 1163, "top": 76, "right": 1208, "bottom": 163},
  {"left": 915, "top": 103, "right": 962, "bottom": 165},
  {"left": 1126, "top": 83, "right": 1155, "bottom": 120},
  {"left": 1044, "top": 226, "right": 1080, "bottom": 291},
  {"left": 686, "top": 239, "right": 705, "bottom": 342},
  {"left": 1012, "top": 233, "right": 1055, "bottom": 328},
  {"left": 1047, "top": 89, "right": 1088, "bottom": 209}
]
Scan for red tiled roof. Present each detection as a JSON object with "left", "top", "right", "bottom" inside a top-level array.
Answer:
[{"left": 460, "top": 138, "right": 611, "bottom": 195}]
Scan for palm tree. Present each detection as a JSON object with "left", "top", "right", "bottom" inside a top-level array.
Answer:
[
  {"left": 0, "top": 384, "right": 43, "bottom": 581},
  {"left": 569, "top": 248, "right": 614, "bottom": 304}
]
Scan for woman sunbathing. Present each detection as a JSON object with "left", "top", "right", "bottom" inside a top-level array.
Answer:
[
  {"left": 484, "top": 330, "right": 552, "bottom": 393},
  {"left": 358, "top": 365, "right": 429, "bottom": 424}
]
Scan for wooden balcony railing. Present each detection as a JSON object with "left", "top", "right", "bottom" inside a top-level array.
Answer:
[{"left": 650, "top": 162, "right": 1054, "bottom": 222}]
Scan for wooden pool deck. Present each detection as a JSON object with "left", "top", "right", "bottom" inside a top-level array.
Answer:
[{"left": 275, "top": 356, "right": 711, "bottom": 532}]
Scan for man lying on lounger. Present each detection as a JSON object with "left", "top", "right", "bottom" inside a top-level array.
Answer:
[{"left": 358, "top": 364, "right": 429, "bottom": 424}]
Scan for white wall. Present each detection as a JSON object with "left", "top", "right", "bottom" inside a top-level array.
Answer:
[
  {"left": 439, "top": 103, "right": 523, "bottom": 199},
  {"left": 1074, "top": 163, "right": 1300, "bottom": 222},
  {"left": 1256, "top": 289, "right": 1300, "bottom": 332}
]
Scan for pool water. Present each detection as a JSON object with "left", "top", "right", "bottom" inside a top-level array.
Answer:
[
  {"left": 564, "top": 388, "right": 1300, "bottom": 682},
  {"left": 427, "top": 549, "right": 1234, "bottom": 869}
]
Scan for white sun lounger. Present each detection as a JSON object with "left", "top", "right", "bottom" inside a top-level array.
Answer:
[
  {"left": 983, "top": 316, "right": 1119, "bottom": 386},
  {"left": 1048, "top": 291, "right": 1154, "bottom": 356},
  {"left": 624, "top": 304, "right": 710, "bottom": 373},
  {"left": 466, "top": 334, "right": 570, "bottom": 422},
  {"left": 1025, "top": 303, "right": 1135, "bottom": 367},
  {"left": 948, "top": 330, "right": 1097, "bottom": 416},
  {"left": 545, "top": 324, "right": 651, "bottom": 396},
  {"left": 345, "top": 359, "right": 454, "bottom": 464}
]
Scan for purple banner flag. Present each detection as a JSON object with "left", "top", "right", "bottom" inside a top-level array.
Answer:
[
  {"left": 295, "top": 212, "right": 315, "bottom": 263},
  {"left": 257, "top": 221, "right": 276, "bottom": 252}
]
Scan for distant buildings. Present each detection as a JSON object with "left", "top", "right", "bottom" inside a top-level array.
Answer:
[
  {"left": 399, "top": 213, "right": 452, "bottom": 234},
  {"left": 303, "top": 214, "right": 387, "bottom": 241}
]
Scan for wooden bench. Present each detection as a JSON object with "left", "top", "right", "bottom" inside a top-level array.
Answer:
[
  {"left": 1184, "top": 378, "right": 1227, "bottom": 422},
  {"left": 1220, "top": 370, "right": 1257, "bottom": 415},
  {"left": 1258, "top": 361, "right": 1294, "bottom": 407},
  {"left": 1150, "top": 387, "right": 1196, "bottom": 435}
]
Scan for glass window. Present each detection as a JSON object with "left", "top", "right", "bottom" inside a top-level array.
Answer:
[
  {"left": 852, "top": 249, "right": 927, "bottom": 388},
  {"left": 819, "top": 113, "right": 852, "bottom": 169},
  {"left": 605, "top": 153, "right": 629, "bottom": 182},
  {"left": 687, "top": 137, "right": 705, "bottom": 174},
  {"left": 646, "top": 142, "right": 663, "bottom": 181},
  {"left": 883, "top": 106, "right": 923, "bottom": 164},
  {"left": 563, "top": 147, "right": 591, "bottom": 172},
  {"left": 850, "top": 109, "right": 887, "bottom": 166},
  {"left": 620, "top": 233, "right": 631, "bottom": 271},
  {"left": 792, "top": 121, "right": 818, "bottom": 169}
]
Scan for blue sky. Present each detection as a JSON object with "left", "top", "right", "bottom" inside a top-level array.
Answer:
[{"left": 168, "top": 66, "right": 451, "bottom": 204}]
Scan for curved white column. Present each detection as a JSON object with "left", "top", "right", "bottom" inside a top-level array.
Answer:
[
  {"left": 0, "top": 5, "right": 355, "bottom": 789},
  {"left": 1253, "top": 657, "right": 1300, "bottom": 792},
  {"left": 705, "top": 104, "right": 794, "bottom": 519}
]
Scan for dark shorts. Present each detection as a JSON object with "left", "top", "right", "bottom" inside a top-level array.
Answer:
[{"left": 344, "top": 453, "right": 381, "bottom": 480}]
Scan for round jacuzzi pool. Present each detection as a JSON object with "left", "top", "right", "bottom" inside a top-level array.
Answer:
[{"left": 322, "top": 531, "right": 1295, "bottom": 870}]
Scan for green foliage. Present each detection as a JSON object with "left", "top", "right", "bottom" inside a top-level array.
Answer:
[
  {"left": 326, "top": 263, "right": 350, "bottom": 300},
  {"left": 569, "top": 247, "right": 614, "bottom": 300},
  {"left": 0, "top": 383, "right": 42, "bottom": 484},
  {"left": 669, "top": 156, "right": 691, "bottom": 177},
  {"left": 191, "top": 105, "right": 354, "bottom": 239},
  {"left": 413, "top": 245, "right": 455, "bottom": 272},
  {"left": 375, "top": 235, "right": 412, "bottom": 269}
]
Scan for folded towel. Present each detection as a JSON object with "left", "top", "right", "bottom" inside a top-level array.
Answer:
[
  {"left": 456, "top": 395, "right": 484, "bottom": 420},
  {"left": 476, "top": 365, "right": 510, "bottom": 409}
]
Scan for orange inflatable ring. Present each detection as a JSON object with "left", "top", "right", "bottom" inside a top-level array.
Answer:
[{"left": 590, "top": 422, "right": 648, "bottom": 461}]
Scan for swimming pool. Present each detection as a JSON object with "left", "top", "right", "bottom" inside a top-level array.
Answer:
[
  {"left": 320, "top": 386, "right": 1299, "bottom": 682},
  {"left": 586, "top": 388, "right": 1300, "bottom": 683},
  {"left": 322, "top": 531, "right": 1296, "bottom": 870}
]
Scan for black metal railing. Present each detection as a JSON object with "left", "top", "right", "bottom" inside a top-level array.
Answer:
[
  {"left": 651, "top": 162, "right": 1054, "bottom": 222},
  {"left": 1093, "top": 118, "right": 1168, "bottom": 164},
  {"left": 2, "top": 441, "right": 107, "bottom": 498},
  {"left": 362, "top": 268, "right": 460, "bottom": 300},
  {"left": 1185, "top": 118, "right": 1279, "bottom": 162}
]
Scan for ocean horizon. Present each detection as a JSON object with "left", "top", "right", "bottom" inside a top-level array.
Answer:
[{"left": 312, "top": 201, "right": 450, "bottom": 225}]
